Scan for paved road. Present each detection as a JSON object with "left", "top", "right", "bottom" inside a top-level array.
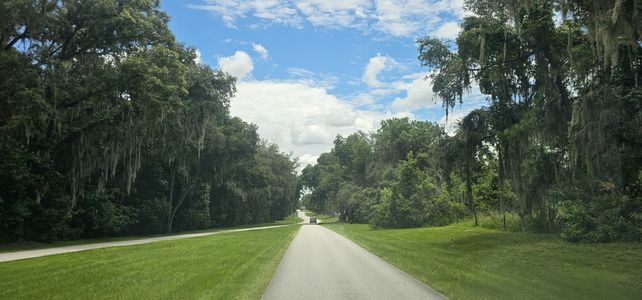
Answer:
[
  {"left": 0, "top": 225, "right": 287, "bottom": 263},
  {"left": 298, "top": 209, "right": 322, "bottom": 224},
  {"left": 299, "top": 210, "right": 311, "bottom": 224},
  {"left": 262, "top": 215, "right": 447, "bottom": 300}
]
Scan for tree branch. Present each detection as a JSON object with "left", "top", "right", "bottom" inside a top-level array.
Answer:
[{"left": 4, "top": 32, "right": 29, "bottom": 51}]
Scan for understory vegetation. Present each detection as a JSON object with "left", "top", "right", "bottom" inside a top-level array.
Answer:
[
  {"left": 0, "top": 1, "right": 300, "bottom": 243},
  {"left": 302, "top": 0, "right": 642, "bottom": 242}
]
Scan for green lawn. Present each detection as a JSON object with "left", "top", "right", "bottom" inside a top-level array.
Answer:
[
  {"left": 1, "top": 220, "right": 295, "bottom": 254},
  {"left": 325, "top": 223, "right": 642, "bottom": 299},
  {"left": 0, "top": 225, "right": 299, "bottom": 300}
]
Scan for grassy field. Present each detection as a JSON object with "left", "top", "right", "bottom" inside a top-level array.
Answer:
[
  {"left": 0, "top": 225, "right": 299, "bottom": 300},
  {"left": 325, "top": 223, "right": 642, "bottom": 299},
  {"left": 1, "top": 218, "right": 297, "bottom": 254}
]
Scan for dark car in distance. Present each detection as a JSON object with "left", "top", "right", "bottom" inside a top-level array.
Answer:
[{"left": 310, "top": 216, "right": 317, "bottom": 224}]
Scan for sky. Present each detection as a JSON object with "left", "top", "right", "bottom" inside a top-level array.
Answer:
[{"left": 160, "top": 0, "right": 486, "bottom": 168}]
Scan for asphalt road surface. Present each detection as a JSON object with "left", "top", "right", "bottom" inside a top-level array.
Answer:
[
  {"left": 262, "top": 215, "right": 447, "bottom": 300},
  {"left": 0, "top": 225, "right": 287, "bottom": 263},
  {"left": 299, "top": 209, "right": 311, "bottom": 224},
  {"left": 297, "top": 209, "right": 320, "bottom": 224}
]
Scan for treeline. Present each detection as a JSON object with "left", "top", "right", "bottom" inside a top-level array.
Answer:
[
  {"left": 0, "top": 1, "right": 299, "bottom": 243},
  {"left": 302, "top": 0, "right": 642, "bottom": 242}
]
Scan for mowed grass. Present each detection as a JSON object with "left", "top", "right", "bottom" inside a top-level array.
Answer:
[
  {"left": 0, "top": 225, "right": 299, "bottom": 300},
  {"left": 1, "top": 219, "right": 296, "bottom": 253},
  {"left": 325, "top": 223, "right": 642, "bottom": 299}
]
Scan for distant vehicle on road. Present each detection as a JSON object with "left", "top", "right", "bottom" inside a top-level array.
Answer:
[{"left": 310, "top": 216, "right": 317, "bottom": 224}]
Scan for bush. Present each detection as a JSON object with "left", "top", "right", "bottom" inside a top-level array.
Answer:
[
  {"left": 27, "top": 198, "right": 80, "bottom": 242},
  {"left": 73, "top": 188, "right": 136, "bottom": 237},
  {"left": 369, "top": 188, "right": 392, "bottom": 228},
  {"left": 175, "top": 183, "right": 211, "bottom": 231},
  {"left": 343, "top": 188, "right": 378, "bottom": 223},
  {"left": 557, "top": 193, "right": 642, "bottom": 242}
]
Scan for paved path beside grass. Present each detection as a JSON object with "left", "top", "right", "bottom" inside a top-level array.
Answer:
[
  {"left": 0, "top": 225, "right": 288, "bottom": 263},
  {"left": 262, "top": 218, "right": 446, "bottom": 300}
]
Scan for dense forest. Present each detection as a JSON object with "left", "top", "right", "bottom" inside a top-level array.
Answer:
[
  {"left": 301, "top": 0, "right": 642, "bottom": 242},
  {"left": 0, "top": 1, "right": 300, "bottom": 243}
]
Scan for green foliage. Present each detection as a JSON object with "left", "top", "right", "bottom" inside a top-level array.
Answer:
[
  {"left": 407, "top": 0, "right": 642, "bottom": 241},
  {"left": 343, "top": 188, "right": 379, "bottom": 223},
  {"left": 73, "top": 188, "right": 136, "bottom": 237},
  {"left": 369, "top": 188, "right": 392, "bottom": 229},
  {"left": 3, "top": 0, "right": 640, "bottom": 245},
  {"left": 387, "top": 153, "right": 438, "bottom": 228},
  {"left": 0, "top": 0, "right": 299, "bottom": 243},
  {"left": 557, "top": 192, "right": 642, "bottom": 243},
  {"left": 301, "top": 118, "right": 457, "bottom": 229},
  {"left": 174, "top": 183, "right": 211, "bottom": 231},
  {"left": 301, "top": 0, "right": 642, "bottom": 244},
  {"left": 476, "top": 212, "right": 522, "bottom": 232}
]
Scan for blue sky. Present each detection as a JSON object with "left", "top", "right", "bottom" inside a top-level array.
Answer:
[{"left": 160, "top": 0, "right": 485, "bottom": 167}]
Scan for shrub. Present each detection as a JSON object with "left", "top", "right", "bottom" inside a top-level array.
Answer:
[
  {"left": 557, "top": 193, "right": 642, "bottom": 242},
  {"left": 369, "top": 188, "right": 392, "bottom": 229}
]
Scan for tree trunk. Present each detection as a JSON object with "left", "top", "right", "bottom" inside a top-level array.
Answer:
[
  {"left": 168, "top": 185, "right": 192, "bottom": 234},
  {"left": 167, "top": 213, "right": 174, "bottom": 234},
  {"left": 498, "top": 147, "right": 507, "bottom": 231},
  {"left": 515, "top": 150, "right": 526, "bottom": 231},
  {"left": 465, "top": 160, "right": 478, "bottom": 226},
  {"left": 167, "top": 163, "right": 176, "bottom": 234}
]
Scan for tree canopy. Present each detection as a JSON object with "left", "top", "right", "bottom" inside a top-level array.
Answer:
[
  {"left": 300, "top": 0, "right": 641, "bottom": 242},
  {"left": 0, "top": 0, "right": 300, "bottom": 242}
]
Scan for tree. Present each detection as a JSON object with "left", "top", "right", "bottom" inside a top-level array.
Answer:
[
  {"left": 417, "top": 0, "right": 641, "bottom": 240},
  {"left": 454, "top": 109, "right": 490, "bottom": 226},
  {"left": 0, "top": 0, "right": 299, "bottom": 242}
]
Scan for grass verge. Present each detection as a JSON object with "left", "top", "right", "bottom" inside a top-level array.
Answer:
[
  {"left": 1, "top": 219, "right": 294, "bottom": 254},
  {"left": 0, "top": 225, "right": 299, "bottom": 300},
  {"left": 325, "top": 222, "right": 642, "bottom": 299}
]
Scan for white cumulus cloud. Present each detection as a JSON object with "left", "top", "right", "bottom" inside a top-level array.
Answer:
[
  {"left": 434, "top": 21, "right": 460, "bottom": 39},
  {"left": 295, "top": 0, "right": 371, "bottom": 28},
  {"left": 352, "top": 93, "right": 376, "bottom": 106},
  {"left": 190, "top": 0, "right": 466, "bottom": 37},
  {"left": 252, "top": 42, "right": 269, "bottom": 60},
  {"left": 363, "top": 54, "right": 396, "bottom": 87},
  {"left": 391, "top": 73, "right": 438, "bottom": 110},
  {"left": 218, "top": 51, "right": 254, "bottom": 80},
  {"left": 189, "top": 1, "right": 303, "bottom": 28},
  {"left": 229, "top": 79, "right": 413, "bottom": 169},
  {"left": 298, "top": 153, "right": 320, "bottom": 168}
]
